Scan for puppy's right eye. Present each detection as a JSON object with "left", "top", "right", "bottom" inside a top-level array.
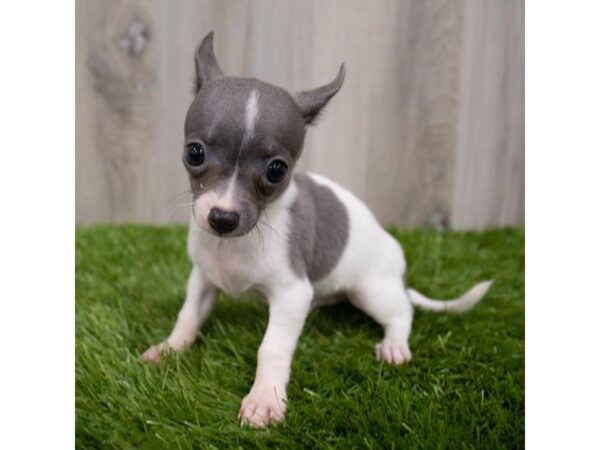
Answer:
[{"left": 186, "top": 143, "right": 205, "bottom": 167}]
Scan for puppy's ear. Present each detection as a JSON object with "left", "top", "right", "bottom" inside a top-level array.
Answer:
[
  {"left": 295, "top": 63, "right": 345, "bottom": 125},
  {"left": 194, "top": 31, "right": 224, "bottom": 93}
]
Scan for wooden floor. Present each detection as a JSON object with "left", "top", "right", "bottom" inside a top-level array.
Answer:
[{"left": 76, "top": 0, "right": 524, "bottom": 229}]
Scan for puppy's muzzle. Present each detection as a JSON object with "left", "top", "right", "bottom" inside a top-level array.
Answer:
[{"left": 208, "top": 207, "right": 240, "bottom": 235}]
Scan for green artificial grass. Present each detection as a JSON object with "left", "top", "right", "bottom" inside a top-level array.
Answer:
[{"left": 76, "top": 225, "right": 524, "bottom": 449}]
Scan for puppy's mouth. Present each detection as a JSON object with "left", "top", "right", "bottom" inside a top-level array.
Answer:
[
  {"left": 205, "top": 224, "right": 256, "bottom": 238},
  {"left": 199, "top": 222, "right": 258, "bottom": 239}
]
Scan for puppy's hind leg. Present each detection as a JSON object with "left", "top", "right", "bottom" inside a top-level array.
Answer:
[{"left": 349, "top": 276, "right": 413, "bottom": 365}]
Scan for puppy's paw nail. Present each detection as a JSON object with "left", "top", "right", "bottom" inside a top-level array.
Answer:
[
  {"left": 140, "top": 343, "right": 169, "bottom": 364},
  {"left": 375, "top": 340, "right": 412, "bottom": 365},
  {"left": 238, "top": 386, "right": 287, "bottom": 428}
]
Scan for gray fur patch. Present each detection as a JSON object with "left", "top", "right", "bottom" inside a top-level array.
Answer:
[{"left": 289, "top": 174, "right": 349, "bottom": 281}]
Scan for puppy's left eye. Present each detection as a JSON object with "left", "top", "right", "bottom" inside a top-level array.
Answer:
[
  {"left": 266, "top": 160, "right": 288, "bottom": 184},
  {"left": 185, "top": 143, "right": 205, "bottom": 167}
]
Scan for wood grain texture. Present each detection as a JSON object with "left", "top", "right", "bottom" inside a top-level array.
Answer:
[
  {"left": 451, "top": 0, "right": 525, "bottom": 228},
  {"left": 76, "top": 0, "right": 159, "bottom": 223},
  {"left": 76, "top": 0, "right": 524, "bottom": 229}
]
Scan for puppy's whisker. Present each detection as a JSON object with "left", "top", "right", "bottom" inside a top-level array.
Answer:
[
  {"left": 165, "top": 189, "right": 193, "bottom": 206},
  {"left": 166, "top": 202, "right": 194, "bottom": 220},
  {"left": 167, "top": 202, "right": 194, "bottom": 213},
  {"left": 260, "top": 210, "right": 280, "bottom": 237},
  {"left": 258, "top": 218, "right": 280, "bottom": 241},
  {"left": 251, "top": 225, "right": 265, "bottom": 250}
]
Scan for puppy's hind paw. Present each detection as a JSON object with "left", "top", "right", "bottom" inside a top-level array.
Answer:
[{"left": 375, "top": 339, "right": 412, "bottom": 365}]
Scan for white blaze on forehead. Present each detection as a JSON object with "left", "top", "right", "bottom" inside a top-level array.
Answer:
[
  {"left": 220, "top": 169, "right": 238, "bottom": 209},
  {"left": 244, "top": 90, "right": 260, "bottom": 141}
]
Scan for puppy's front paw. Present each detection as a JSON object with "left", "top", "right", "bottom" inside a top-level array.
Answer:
[
  {"left": 375, "top": 339, "right": 412, "bottom": 365},
  {"left": 140, "top": 342, "right": 171, "bottom": 364},
  {"left": 238, "top": 383, "right": 287, "bottom": 428}
]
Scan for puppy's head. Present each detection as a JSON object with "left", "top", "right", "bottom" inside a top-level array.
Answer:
[{"left": 184, "top": 32, "right": 344, "bottom": 237}]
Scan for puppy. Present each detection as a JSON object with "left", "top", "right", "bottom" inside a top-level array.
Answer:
[{"left": 142, "top": 32, "right": 493, "bottom": 428}]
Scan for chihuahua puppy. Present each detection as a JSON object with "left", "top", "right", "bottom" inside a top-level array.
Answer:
[{"left": 142, "top": 32, "right": 493, "bottom": 428}]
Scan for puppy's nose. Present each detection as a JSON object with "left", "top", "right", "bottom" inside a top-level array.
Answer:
[{"left": 208, "top": 208, "right": 240, "bottom": 234}]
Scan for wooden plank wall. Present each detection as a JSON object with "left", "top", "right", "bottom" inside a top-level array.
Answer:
[{"left": 76, "top": 0, "right": 524, "bottom": 229}]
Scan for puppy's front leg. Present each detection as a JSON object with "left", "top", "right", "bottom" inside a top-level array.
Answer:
[
  {"left": 239, "top": 280, "right": 313, "bottom": 428},
  {"left": 141, "top": 266, "right": 216, "bottom": 363}
]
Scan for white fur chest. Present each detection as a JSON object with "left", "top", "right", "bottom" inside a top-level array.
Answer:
[{"left": 190, "top": 233, "right": 271, "bottom": 296}]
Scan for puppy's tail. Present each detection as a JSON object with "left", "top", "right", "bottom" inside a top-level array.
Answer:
[{"left": 407, "top": 280, "right": 493, "bottom": 314}]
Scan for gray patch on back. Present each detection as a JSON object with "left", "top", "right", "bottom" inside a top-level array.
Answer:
[{"left": 289, "top": 174, "right": 349, "bottom": 281}]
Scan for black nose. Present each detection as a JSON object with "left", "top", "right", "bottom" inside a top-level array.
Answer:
[{"left": 208, "top": 208, "right": 240, "bottom": 234}]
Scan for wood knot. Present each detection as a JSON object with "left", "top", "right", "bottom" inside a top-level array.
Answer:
[
  {"left": 427, "top": 208, "right": 449, "bottom": 232},
  {"left": 117, "top": 19, "right": 149, "bottom": 59}
]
